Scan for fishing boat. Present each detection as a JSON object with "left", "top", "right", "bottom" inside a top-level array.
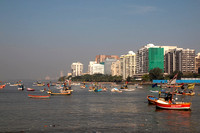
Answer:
[
  {"left": 28, "top": 94, "right": 50, "bottom": 99},
  {"left": 120, "top": 81, "right": 128, "bottom": 89},
  {"left": 120, "top": 85, "right": 128, "bottom": 89},
  {"left": 175, "top": 92, "right": 195, "bottom": 96},
  {"left": 122, "top": 88, "right": 135, "bottom": 92},
  {"left": 147, "top": 95, "right": 159, "bottom": 104},
  {"left": 0, "top": 84, "right": 6, "bottom": 89},
  {"left": 155, "top": 100, "right": 191, "bottom": 110},
  {"left": 111, "top": 88, "right": 122, "bottom": 93},
  {"left": 154, "top": 74, "right": 192, "bottom": 110},
  {"left": 32, "top": 81, "right": 45, "bottom": 86},
  {"left": 10, "top": 83, "right": 20, "bottom": 86},
  {"left": 49, "top": 90, "right": 71, "bottom": 95},
  {"left": 18, "top": 84, "right": 24, "bottom": 91},
  {"left": 174, "top": 83, "right": 195, "bottom": 96},
  {"left": 26, "top": 88, "right": 35, "bottom": 91}
]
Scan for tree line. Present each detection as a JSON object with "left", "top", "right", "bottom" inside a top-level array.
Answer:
[{"left": 58, "top": 68, "right": 200, "bottom": 82}]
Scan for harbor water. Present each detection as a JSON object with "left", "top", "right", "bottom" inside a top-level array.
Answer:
[{"left": 0, "top": 82, "right": 200, "bottom": 132}]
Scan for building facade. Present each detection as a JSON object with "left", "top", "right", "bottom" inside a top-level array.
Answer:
[
  {"left": 165, "top": 49, "right": 176, "bottom": 74},
  {"left": 148, "top": 47, "right": 164, "bottom": 72},
  {"left": 176, "top": 48, "right": 195, "bottom": 73},
  {"left": 104, "top": 58, "right": 117, "bottom": 75},
  {"left": 111, "top": 60, "right": 121, "bottom": 76},
  {"left": 120, "top": 51, "right": 136, "bottom": 80},
  {"left": 195, "top": 53, "right": 200, "bottom": 73},
  {"left": 95, "top": 55, "right": 119, "bottom": 64},
  {"left": 92, "top": 63, "right": 104, "bottom": 74},
  {"left": 88, "top": 61, "right": 96, "bottom": 75},
  {"left": 136, "top": 44, "right": 165, "bottom": 74},
  {"left": 71, "top": 62, "right": 83, "bottom": 77}
]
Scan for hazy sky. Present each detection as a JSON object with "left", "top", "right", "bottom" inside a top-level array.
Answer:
[{"left": 0, "top": 0, "right": 200, "bottom": 81}]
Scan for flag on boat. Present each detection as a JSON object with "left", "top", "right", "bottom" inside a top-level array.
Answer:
[
  {"left": 169, "top": 73, "right": 178, "bottom": 85},
  {"left": 188, "top": 83, "right": 195, "bottom": 89}
]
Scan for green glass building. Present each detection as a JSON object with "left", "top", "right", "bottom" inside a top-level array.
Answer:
[{"left": 148, "top": 48, "right": 164, "bottom": 72}]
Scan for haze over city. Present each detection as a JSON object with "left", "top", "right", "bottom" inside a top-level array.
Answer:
[{"left": 0, "top": 0, "right": 200, "bottom": 81}]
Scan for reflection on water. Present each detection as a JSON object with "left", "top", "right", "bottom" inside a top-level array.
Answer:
[
  {"left": 155, "top": 109, "right": 192, "bottom": 132},
  {"left": 0, "top": 83, "right": 200, "bottom": 132}
]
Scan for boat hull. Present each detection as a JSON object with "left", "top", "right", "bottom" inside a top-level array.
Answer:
[
  {"left": 155, "top": 100, "right": 191, "bottom": 110},
  {"left": 28, "top": 94, "right": 50, "bottom": 99},
  {"left": 50, "top": 93, "right": 71, "bottom": 95},
  {"left": 147, "top": 95, "right": 158, "bottom": 104},
  {"left": 27, "top": 88, "right": 35, "bottom": 91}
]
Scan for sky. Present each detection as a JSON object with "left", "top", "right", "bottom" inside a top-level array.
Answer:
[{"left": 0, "top": 0, "right": 200, "bottom": 81}]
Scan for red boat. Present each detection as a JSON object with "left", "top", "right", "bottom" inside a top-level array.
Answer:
[
  {"left": 27, "top": 88, "right": 35, "bottom": 91},
  {"left": 155, "top": 100, "right": 191, "bottom": 110},
  {"left": 0, "top": 84, "right": 6, "bottom": 89},
  {"left": 28, "top": 94, "right": 50, "bottom": 99}
]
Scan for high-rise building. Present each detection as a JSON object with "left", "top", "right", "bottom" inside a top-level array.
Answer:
[
  {"left": 111, "top": 60, "right": 121, "bottom": 76},
  {"left": 95, "top": 55, "right": 119, "bottom": 64},
  {"left": 120, "top": 51, "right": 136, "bottom": 80},
  {"left": 88, "top": 61, "right": 104, "bottom": 75},
  {"left": 176, "top": 48, "right": 195, "bottom": 73},
  {"left": 148, "top": 47, "right": 164, "bottom": 72},
  {"left": 195, "top": 53, "right": 200, "bottom": 73},
  {"left": 88, "top": 61, "right": 96, "bottom": 75},
  {"left": 71, "top": 62, "right": 83, "bottom": 77},
  {"left": 165, "top": 49, "right": 177, "bottom": 74},
  {"left": 136, "top": 44, "right": 165, "bottom": 74},
  {"left": 104, "top": 58, "right": 117, "bottom": 75},
  {"left": 92, "top": 63, "right": 104, "bottom": 74},
  {"left": 165, "top": 48, "right": 195, "bottom": 74}
]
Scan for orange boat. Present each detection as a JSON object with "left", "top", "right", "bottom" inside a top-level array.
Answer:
[
  {"left": 28, "top": 94, "right": 50, "bottom": 99},
  {"left": 147, "top": 95, "right": 159, "bottom": 104},
  {"left": 0, "top": 85, "right": 6, "bottom": 89},
  {"left": 50, "top": 92, "right": 71, "bottom": 95},
  {"left": 155, "top": 100, "right": 191, "bottom": 110}
]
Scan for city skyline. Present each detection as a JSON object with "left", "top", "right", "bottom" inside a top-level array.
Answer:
[{"left": 0, "top": 0, "right": 200, "bottom": 80}]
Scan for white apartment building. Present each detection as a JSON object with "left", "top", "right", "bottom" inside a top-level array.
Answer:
[
  {"left": 88, "top": 61, "right": 104, "bottom": 75},
  {"left": 111, "top": 60, "right": 121, "bottom": 76},
  {"left": 88, "top": 61, "right": 96, "bottom": 75},
  {"left": 120, "top": 51, "right": 136, "bottom": 80},
  {"left": 71, "top": 62, "right": 83, "bottom": 77}
]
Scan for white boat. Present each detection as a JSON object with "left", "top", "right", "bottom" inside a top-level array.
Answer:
[
  {"left": 111, "top": 88, "right": 122, "bottom": 93},
  {"left": 123, "top": 89, "right": 135, "bottom": 92}
]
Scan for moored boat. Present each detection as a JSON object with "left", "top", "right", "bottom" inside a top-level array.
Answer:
[
  {"left": 26, "top": 88, "right": 35, "bottom": 91},
  {"left": 28, "top": 94, "right": 50, "bottom": 99},
  {"left": 155, "top": 100, "right": 191, "bottom": 110},
  {"left": 147, "top": 95, "right": 158, "bottom": 104},
  {"left": 18, "top": 84, "right": 24, "bottom": 91},
  {"left": 0, "top": 84, "right": 6, "bottom": 89},
  {"left": 50, "top": 91, "right": 71, "bottom": 95},
  {"left": 111, "top": 88, "right": 122, "bottom": 93}
]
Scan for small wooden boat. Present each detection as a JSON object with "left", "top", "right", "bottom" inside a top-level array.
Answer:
[
  {"left": 120, "top": 86, "right": 128, "bottom": 89},
  {"left": 155, "top": 100, "right": 191, "bottom": 110},
  {"left": 0, "top": 85, "right": 6, "bottom": 89},
  {"left": 26, "top": 88, "right": 35, "bottom": 91},
  {"left": 28, "top": 94, "right": 50, "bottom": 99},
  {"left": 49, "top": 90, "right": 71, "bottom": 95},
  {"left": 123, "top": 89, "right": 135, "bottom": 92},
  {"left": 175, "top": 92, "right": 195, "bottom": 96},
  {"left": 111, "top": 88, "right": 122, "bottom": 93},
  {"left": 18, "top": 84, "right": 24, "bottom": 91},
  {"left": 50, "top": 92, "right": 71, "bottom": 95},
  {"left": 147, "top": 95, "right": 158, "bottom": 104}
]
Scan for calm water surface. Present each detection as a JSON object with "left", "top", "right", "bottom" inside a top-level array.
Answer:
[{"left": 0, "top": 81, "right": 200, "bottom": 132}]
